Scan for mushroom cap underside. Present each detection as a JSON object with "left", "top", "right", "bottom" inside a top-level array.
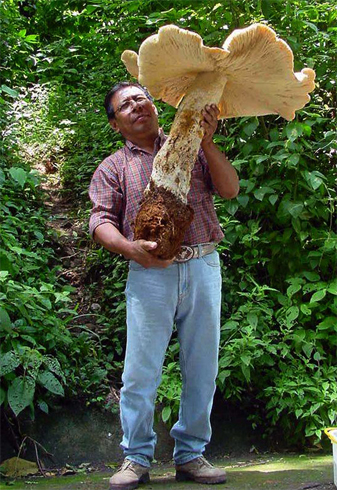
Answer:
[{"left": 121, "top": 23, "right": 315, "bottom": 121}]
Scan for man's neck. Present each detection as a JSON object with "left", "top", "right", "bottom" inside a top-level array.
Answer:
[{"left": 127, "top": 130, "right": 159, "bottom": 153}]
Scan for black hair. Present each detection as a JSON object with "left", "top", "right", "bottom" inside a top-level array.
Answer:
[{"left": 104, "top": 82, "right": 153, "bottom": 121}]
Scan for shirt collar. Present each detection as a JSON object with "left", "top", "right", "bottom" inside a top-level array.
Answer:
[{"left": 125, "top": 128, "right": 167, "bottom": 154}]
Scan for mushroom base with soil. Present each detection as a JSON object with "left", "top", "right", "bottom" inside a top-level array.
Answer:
[
  {"left": 134, "top": 72, "right": 226, "bottom": 259},
  {"left": 134, "top": 184, "right": 194, "bottom": 259}
]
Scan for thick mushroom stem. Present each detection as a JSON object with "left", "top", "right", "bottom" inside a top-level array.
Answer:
[{"left": 134, "top": 72, "right": 226, "bottom": 259}]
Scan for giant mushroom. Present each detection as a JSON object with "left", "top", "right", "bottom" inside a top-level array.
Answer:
[{"left": 121, "top": 24, "right": 315, "bottom": 259}]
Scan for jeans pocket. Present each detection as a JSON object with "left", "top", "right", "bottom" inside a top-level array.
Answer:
[
  {"left": 129, "top": 260, "right": 145, "bottom": 271},
  {"left": 201, "top": 251, "right": 220, "bottom": 268}
]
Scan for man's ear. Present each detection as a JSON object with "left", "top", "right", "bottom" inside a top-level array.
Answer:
[{"left": 109, "top": 119, "right": 120, "bottom": 133}]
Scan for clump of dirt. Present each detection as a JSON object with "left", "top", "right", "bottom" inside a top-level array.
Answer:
[{"left": 134, "top": 183, "right": 194, "bottom": 259}]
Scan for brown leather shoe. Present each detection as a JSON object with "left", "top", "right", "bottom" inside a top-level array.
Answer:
[
  {"left": 109, "top": 459, "right": 150, "bottom": 490},
  {"left": 176, "top": 456, "right": 227, "bottom": 484}
]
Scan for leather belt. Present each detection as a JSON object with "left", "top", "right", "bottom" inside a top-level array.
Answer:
[{"left": 174, "top": 243, "right": 216, "bottom": 263}]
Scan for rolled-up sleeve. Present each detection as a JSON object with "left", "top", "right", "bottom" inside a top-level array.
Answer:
[{"left": 88, "top": 163, "right": 123, "bottom": 238}]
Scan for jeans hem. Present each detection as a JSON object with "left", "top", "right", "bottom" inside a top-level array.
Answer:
[
  {"left": 175, "top": 453, "right": 203, "bottom": 465},
  {"left": 125, "top": 455, "right": 151, "bottom": 468}
]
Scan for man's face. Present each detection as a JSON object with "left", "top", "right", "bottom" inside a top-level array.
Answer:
[{"left": 110, "top": 86, "right": 159, "bottom": 141}]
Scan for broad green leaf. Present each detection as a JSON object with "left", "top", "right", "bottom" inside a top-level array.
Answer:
[
  {"left": 218, "top": 370, "right": 230, "bottom": 384},
  {"left": 37, "top": 371, "right": 64, "bottom": 396},
  {"left": 162, "top": 406, "right": 171, "bottom": 423},
  {"left": 278, "top": 200, "right": 304, "bottom": 219},
  {"left": 327, "top": 280, "right": 337, "bottom": 295},
  {"left": 38, "top": 400, "right": 49, "bottom": 413},
  {"left": 287, "top": 284, "right": 301, "bottom": 297},
  {"left": 310, "top": 173, "right": 323, "bottom": 190},
  {"left": 1, "top": 85, "right": 19, "bottom": 98},
  {"left": 0, "top": 271, "right": 9, "bottom": 281},
  {"left": 9, "top": 168, "right": 27, "bottom": 188},
  {"left": 254, "top": 187, "right": 274, "bottom": 201},
  {"left": 0, "top": 308, "right": 12, "bottom": 333},
  {"left": 292, "top": 218, "right": 301, "bottom": 233},
  {"left": 242, "top": 143, "right": 253, "bottom": 156},
  {"left": 0, "top": 169, "right": 5, "bottom": 186},
  {"left": 287, "top": 154, "right": 300, "bottom": 167},
  {"left": 43, "top": 357, "right": 64, "bottom": 379},
  {"left": 0, "top": 351, "right": 20, "bottom": 376},
  {"left": 225, "top": 201, "right": 238, "bottom": 216},
  {"left": 34, "top": 231, "right": 44, "bottom": 241},
  {"left": 269, "top": 195, "right": 278, "bottom": 206},
  {"left": 25, "top": 35, "right": 39, "bottom": 43},
  {"left": 310, "top": 289, "right": 326, "bottom": 303},
  {"left": 0, "top": 387, "right": 5, "bottom": 405},
  {"left": 241, "top": 364, "right": 250, "bottom": 382},
  {"left": 302, "top": 343, "right": 313, "bottom": 358},
  {"left": 286, "top": 306, "right": 299, "bottom": 323},
  {"left": 300, "top": 304, "right": 312, "bottom": 316},
  {"left": 0, "top": 253, "right": 14, "bottom": 275},
  {"left": 85, "top": 5, "right": 98, "bottom": 14},
  {"left": 239, "top": 179, "right": 255, "bottom": 193},
  {"left": 294, "top": 329, "right": 305, "bottom": 343},
  {"left": 269, "top": 128, "right": 279, "bottom": 141},
  {"left": 115, "top": 301, "right": 126, "bottom": 313},
  {"left": 287, "top": 202, "right": 304, "bottom": 219},
  {"left": 241, "top": 355, "right": 251, "bottom": 366},
  {"left": 261, "top": 0, "right": 272, "bottom": 17},
  {"left": 286, "top": 123, "right": 303, "bottom": 141},
  {"left": 255, "top": 155, "right": 269, "bottom": 164},
  {"left": 237, "top": 195, "right": 249, "bottom": 207},
  {"left": 8, "top": 377, "right": 35, "bottom": 416},
  {"left": 303, "top": 20, "right": 319, "bottom": 33},
  {"left": 313, "top": 352, "right": 321, "bottom": 362},
  {"left": 302, "top": 271, "right": 320, "bottom": 282},
  {"left": 317, "top": 317, "right": 335, "bottom": 330},
  {"left": 247, "top": 313, "right": 258, "bottom": 328},
  {"left": 222, "top": 320, "right": 239, "bottom": 331},
  {"left": 243, "top": 120, "right": 258, "bottom": 137}
]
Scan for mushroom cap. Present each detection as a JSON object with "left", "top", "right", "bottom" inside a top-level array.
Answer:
[
  {"left": 121, "top": 24, "right": 315, "bottom": 121},
  {"left": 121, "top": 50, "right": 139, "bottom": 79}
]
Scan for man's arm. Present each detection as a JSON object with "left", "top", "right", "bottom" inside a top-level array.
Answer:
[
  {"left": 93, "top": 223, "right": 173, "bottom": 269},
  {"left": 200, "top": 104, "right": 239, "bottom": 199},
  {"left": 89, "top": 164, "right": 173, "bottom": 268}
]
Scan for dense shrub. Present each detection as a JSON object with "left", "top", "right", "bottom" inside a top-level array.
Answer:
[
  {"left": 0, "top": 98, "right": 111, "bottom": 419},
  {"left": 1, "top": 0, "right": 336, "bottom": 445}
]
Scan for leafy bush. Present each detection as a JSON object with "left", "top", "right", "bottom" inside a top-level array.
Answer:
[
  {"left": 1, "top": 0, "right": 336, "bottom": 446},
  {"left": 0, "top": 160, "right": 111, "bottom": 418}
]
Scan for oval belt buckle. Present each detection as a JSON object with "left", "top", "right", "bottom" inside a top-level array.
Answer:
[{"left": 175, "top": 245, "right": 194, "bottom": 263}]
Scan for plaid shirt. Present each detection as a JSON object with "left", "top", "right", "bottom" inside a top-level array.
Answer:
[{"left": 89, "top": 129, "right": 224, "bottom": 245}]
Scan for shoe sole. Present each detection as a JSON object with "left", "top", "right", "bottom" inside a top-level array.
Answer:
[
  {"left": 176, "top": 471, "right": 227, "bottom": 484},
  {"left": 109, "top": 472, "right": 150, "bottom": 490}
]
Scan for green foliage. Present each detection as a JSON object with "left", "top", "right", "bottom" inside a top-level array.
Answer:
[
  {"left": 0, "top": 146, "right": 110, "bottom": 419},
  {"left": 156, "top": 341, "right": 182, "bottom": 426},
  {"left": 1, "top": 0, "right": 336, "bottom": 446}
]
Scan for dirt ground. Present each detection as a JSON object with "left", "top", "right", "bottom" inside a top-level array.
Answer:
[{"left": 0, "top": 454, "right": 335, "bottom": 490}]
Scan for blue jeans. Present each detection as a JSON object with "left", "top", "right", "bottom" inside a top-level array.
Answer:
[{"left": 120, "top": 250, "right": 222, "bottom": 467}]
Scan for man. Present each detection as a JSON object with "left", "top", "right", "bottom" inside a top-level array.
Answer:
[{"left": 89, "top": 82, "right": 239, "bottom": 490}]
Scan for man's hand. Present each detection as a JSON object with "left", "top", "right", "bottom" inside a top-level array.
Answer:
[
  {"left": 126, "top": 240, "right": 174, "bottom": 268},
  {"left": 200, "top": 104, "right": 220, "bottom": 148}
]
